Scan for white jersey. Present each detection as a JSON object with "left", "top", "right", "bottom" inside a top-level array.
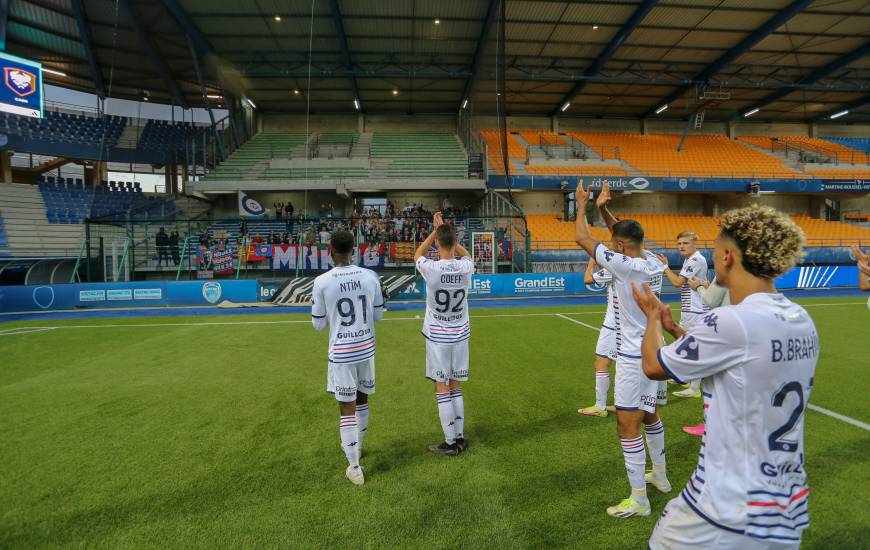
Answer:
[
  {"left": 416, "top": 255, "right": 474, "bottom": 344},
  {"left": 594, "top": 244, "right": 666, "bottom": 360},
  {"left": 591, "top": 268, "right": 616, "bottom": 331},
  {"left": 311, "top": 265, "right": 385, "bottom": 364},
  {"left": 657, "top": 293, "right": 818, "bottom": 543},
  {"left": 680, "top": 251, "right": 711, "bottom": 315}
]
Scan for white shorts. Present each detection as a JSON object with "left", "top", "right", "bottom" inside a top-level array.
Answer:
[
  {"left": 327, "top": 359, "right": 375, "bottom": 402},
  {"left": 650, "top": 496, "right": 801, "bottom": 550},
  {"left": 614, "top": 357, "right": 665, "bottom": 413},
  {"left": 426, "top": 338, "right": 469, "bottom": 382},
  {"left": 595, "top": 326, "right": 616, "bottom": 360}
]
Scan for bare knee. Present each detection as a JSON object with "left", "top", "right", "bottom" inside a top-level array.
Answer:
[
  {"left": 356, "top": 393, "right": 369, "bottom": 406},
  {"left": 616, "top": 410, "right": 643, "bottom": 439}
]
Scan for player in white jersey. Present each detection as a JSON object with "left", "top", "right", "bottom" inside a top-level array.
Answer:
[
  {"left": 853, "top": 245, "right": 870, "bottom": 291},
  {"left": 632, "top": 204, "right": 815, "bottom": 549},
  {"left": 415, "top": 212, "right": 474, "bottom": 456},
  {"left": 657, "top": 232, "right": 710, "bottom": 399},
  {"left": 577, "top": 259, "right": 617, "bottom": 417},
  {"left": 311, "top": 230, "right": 385, "bottom": 486},
  {"left": 573, "top": 180, "right": 671, "bottom": 519}
]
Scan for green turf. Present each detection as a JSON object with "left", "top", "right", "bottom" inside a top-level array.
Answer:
[{"left": 1, "top": 298, "right": 868, "bottom": 548}]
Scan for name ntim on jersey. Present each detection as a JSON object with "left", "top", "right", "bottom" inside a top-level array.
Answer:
[
  {"left": 658, "top": 293, "right": 818, "bottom": 542},
  {"left": 416, "top": 256, "right": 474, "bottom": 344},
  {"left": 591, "top": 268, "right": 616, "bottom": 332},
  {"left": 311, "top": 265, "right": 385, "bottom": 363},
  {"left": 680, "top": 250, "right": 711, "bottom": 314},
  {"left": 594, "top": 244, "right": 666, "bottom": 360}
]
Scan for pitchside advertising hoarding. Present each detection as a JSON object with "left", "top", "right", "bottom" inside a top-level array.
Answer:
[{"left": 0, "top": 52, "right": 43, "bottom": 118}]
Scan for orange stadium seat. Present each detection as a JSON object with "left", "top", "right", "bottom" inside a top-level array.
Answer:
[
  {"left": 568, "top": 133, "right": 804, "bottom": 179},
  {"left": 525, "top": 166, "right": 629, "bottom": 176},
  {"left": 740, "top": 136, "right": 870, "bottom": 165}
]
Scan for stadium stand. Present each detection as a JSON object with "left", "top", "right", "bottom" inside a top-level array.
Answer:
[
  {"left": 37, "top": 178, "right": 178, "bottom": 222},
  {"left": 823, "top": 137, "right": 870, "bottom": 154},
  {"left": 481, "top": 130, "right": 527, "bottom": 174},
  {"left": 569, "top": 133, "right": 804, "bottom": 178},
  {"left": 802, "top": 168, "right": 870, "bottom": 179},
  {"left": 525, "top": 166, "right": 629, "bottom": 176},
  {"left": 527, "top": 213, "right": 870, "bottom": 250},
  {"left": 0, "top": 183, "right": 85, "bottom": 256},
  {"left": 739, "top": 135, "right": 870, "bottom": 165},
  {"left": 137, "top": 120, "right": 207, "bottom": 151},
  {"left": 0, "top": 110, "right": 126, "bottom": 147},
  {"left": 370, "top": 132, "right": 467, "bottom": 179}
]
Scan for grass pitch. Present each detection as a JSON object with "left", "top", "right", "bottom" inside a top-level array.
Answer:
[{"left": 1, "top": 297, "right": 868, "bottom": 549}]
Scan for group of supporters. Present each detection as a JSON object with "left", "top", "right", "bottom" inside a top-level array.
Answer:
[
  {"left": 154, "top": 226, "right": 182, "bottom": 267},
  {"left": 310, "top": 179, "right": 825, "bottom": 549}
]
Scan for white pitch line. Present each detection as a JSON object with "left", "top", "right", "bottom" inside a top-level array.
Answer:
[
  {"left": 0, "top": 327, "right": 57, "bottom": 337},
  {"left": 807, "top": 404, "right": 870, "bottom": 432},
  {"left": 556, "top": 312, "right": 870, "bottom": 433},
  {"left": 556, "top": 313, "right": 602, "bottom": 332}
]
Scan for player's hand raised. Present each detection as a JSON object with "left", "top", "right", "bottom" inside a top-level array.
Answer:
[
  {"left": 853, "top": 244, "right": 869, "bottom": 264},
  {"left": 859, "top": 260, "right": 870, "bottom": 277},
  {"left": 595, "top": 181, "right": 611, "bottom": 209},
  {"left": 433, "top": 211, "right": 444, "bottom": 228},
  {"left": 654, "top": 253, "right": 669, "bottom": 266},
  {"left": 631, "top": 282, "right": 663, "bottom": 319},
  {"left": 660, "top": 303, "right": 678, "bottom": 334},
  {"left": 575, "top": 178, "right": 591, "bottom": 205}
]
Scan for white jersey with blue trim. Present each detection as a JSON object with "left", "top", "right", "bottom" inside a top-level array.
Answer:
[
  {"left": 416, "top": 255, "right": 474, "bottom": 344},
  {"left": 680, "top": 250, "right": 711, "bottom": 314},
  {"left": 593, "top": 244, "right": 666, "bottom": 360},
  {"left": 657, "top": 293, "right": 818, "bottom": 542},
  {"left": 591, "top": 268, "right": 616, "bottom": 331},
  {"left": 311, "top": 265, "right": 384, "bottom": 364}
]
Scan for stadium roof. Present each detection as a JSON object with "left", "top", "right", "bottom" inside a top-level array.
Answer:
[{"left": 4, "top": 0, "right": 870, "bottom": 122}]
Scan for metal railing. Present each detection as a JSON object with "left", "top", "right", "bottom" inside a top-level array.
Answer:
[{"left": 530, "top": 238, "right": 870, "bottom": 251}]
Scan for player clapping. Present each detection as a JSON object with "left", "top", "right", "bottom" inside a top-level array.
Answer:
[{"left": 633, "top": 205, "right": 817, "bottom": 548}]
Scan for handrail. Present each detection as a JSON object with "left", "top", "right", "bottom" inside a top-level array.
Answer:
[
  {"left": 114, "top": 237, "right": 131, "bottom": 282},
  {"left": 69, "top": 238, "right": 88, "bottom": 283},
  {"left": 176, "top": 235, "right": 191, "bottom": 281}
]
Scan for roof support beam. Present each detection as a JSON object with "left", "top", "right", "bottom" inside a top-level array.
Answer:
[
  {"left": 159, "top": 0, "right": 216, "bottom": 56},
  {"left": 329, "top": 0, "right": 362, "bottom": 112},
  {"left": 70, "top": 0, "right": 105, "bottom": 99},
  {"left": 188, "top": 35, "right": 224, "bottom": 163},
  {"left": 812, "top": 93, "right": 870, "bottom": 122},
  {"left": 461, "top": 0, "right": 500, "bottom": 111},
  {"left": 119, "top": 0, "right": 187, "bottom": 108},
  {"left": 550, "top": 0, "right": 657, "bottom": 115},
  {"left": 641, "top": 0, "right": 813, "bottom": 118},
  {"left": 733, "top": 40, "right": 870, "bottom": 120}
]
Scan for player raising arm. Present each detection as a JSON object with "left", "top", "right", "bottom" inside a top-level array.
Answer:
[
  {"left": 415, "top": 212, "right": 474, "bottom": 456},
  {"left": 632, "top": 205, "right": 817, "bottom": 549},
  {"left": 574, "top": 179, "right": 671, "bottom": 519},
  {"left": 311, "top": 230, "right": 385, "bottom": 486}
]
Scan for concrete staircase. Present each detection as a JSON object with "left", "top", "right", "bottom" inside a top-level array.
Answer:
[
  {"left": 115, "top": 123, "right": 142, "bottom": 149},
  {"left": 736, "top": 140, "right": 805, "bottom": 175}
]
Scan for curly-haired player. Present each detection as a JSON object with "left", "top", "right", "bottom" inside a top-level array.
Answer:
[{"left": 633, "top": 205, "right": 818, "bottom": 549}]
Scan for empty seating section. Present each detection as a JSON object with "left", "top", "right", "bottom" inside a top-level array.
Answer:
[
  {"left": 38, "top": 177, "right": 172, "bottom": 223},
  {"left": 371, "top": 133, "right": 467, "bottom": 179},
  {"left": 571, "top": 133, "right": 802, "bottom": 178},
  {"left": 208, "top": 133, "right": 309, "bottom": 179},
  {"left": 823, "top": 137, "right": 870, "bottom": 154},
  {"left": 517, "top": 131, "right": 567, "bottom": 145},
  {"left": 0, "top": 183, "right": 85, "bottom": 256},
  {"left": 792, "top": 216, "right": 870, "bottom": 246},
  {"left": 481, "top": 130, "right": 527, "bottom": 173},
  {"left": 138, "top": 120, "right": 206, "bottom": 150},
  {"left": 740, "top": 136, "right": 870, "bottom": 164},
  {"left": 525, "top": 166, "right": 629, "bottom": 176},
  {"left": 0, "top": 110, "right": 125, "bottom": 147},
  {"left": 528, "top": 213, "right": 870, "bottom": 249},
  {"left": 318, "top": 132, "right": 358, "bottom": 144}
]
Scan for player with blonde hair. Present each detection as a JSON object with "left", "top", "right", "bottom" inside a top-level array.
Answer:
[{"left": 633, "top": 205, "right": 816, "bottom": 548}]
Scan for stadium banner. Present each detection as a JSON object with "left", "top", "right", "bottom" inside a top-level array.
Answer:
[
  {"left": 270, "top": 244, "right": 385, "bottom": 272},
  {"left": 196, "top": 241, "right": 237, "bottom": 279},
  {"left": 238, "top": 191, "right": 269, "bottom": 218},
  {"left": 488, "top": 175, "right": 870, "bottom": 193},
  {"left": 0, "top": 52, "right": 44, "bottom": 118},
  {"left": 257, "top": 280, "right": 285, "bottom": 302},
  {"left": 0, "top": 281, "right": 258, "bottom": 312}
]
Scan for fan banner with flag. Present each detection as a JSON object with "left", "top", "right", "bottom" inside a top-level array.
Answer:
[
  {"left": 238, "top": 191, "right": 269, "bottom": 218},
  {"left": 269, "top": 244, "right": 385, "bottom": 272}
]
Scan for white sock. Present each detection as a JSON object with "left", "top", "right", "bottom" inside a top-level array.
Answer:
[
  {"left": 450, "top": 388, "right": 465, "bottom": 440},
  {"left": 621, "top": 436, "right": 648, "bottom": 504},
  {"left": 644, "top": 419, "right": 666, "bottom": 471},
  {"left": 356, "top": 403, "right": 369, "bottom": 448},
  {"left": 339, "top": 415, "right": 360, "bottom": 467},
  {"left": 436, "top": 391, "right": 456, "bottom": 444},
  {"left": 689, "top": 380, "right": 701, "bottom": 392},
  {"left": 595, "top": 371, "right": 610, "bottom": 410}
]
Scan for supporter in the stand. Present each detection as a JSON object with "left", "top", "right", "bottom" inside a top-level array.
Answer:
[
  {"left": 287, "top": 202, "right": 295, "bottom": 219},
  {"left": 319, "top": 225, "right": 331, "bottom": 245},
  {"left": 169, "top": 231, "right": 180, "bottom": 266},
  {"left": 156, "top": 227, "right": 170, "bottom": 267},
  {"left": 273, "top": 202, "right": 284, "bottom": 221}
]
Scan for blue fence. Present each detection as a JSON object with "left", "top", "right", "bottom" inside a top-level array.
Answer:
[{"left": 488, "top": 175, "right": 870, "bottom": 193}]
